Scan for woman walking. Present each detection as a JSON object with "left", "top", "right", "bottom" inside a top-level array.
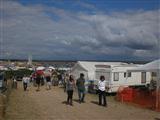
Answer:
[
  {"left": 98, "top": 76, "right": 107, "bottom": 107},
  {"left": 66, "top": 75, "right": 75, "bottom": 106}
]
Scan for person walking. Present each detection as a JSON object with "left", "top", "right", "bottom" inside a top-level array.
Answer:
[
  {"left": 66, "top": 75, "right": 75, "bottom": 106},
  {"left": 22, "top": 75, "right": 28, "bottom": 91},
  {"left": 76, "top": 73, "right": 86, "bottom": 103},
  {"left": 98, "top": 76, "right": 107, "bottom": 107},
  {"left": 46, "top": 75, "right": 51, "bottom": 90},
  {"left": 36, "top": 74, "right": 41, "bottom": 91},
  {"left": 12, "top": 77, "right": 17, "bottom": 89},
  {"left": 64, "top": 74, "right": 69, "bottom": 92}
]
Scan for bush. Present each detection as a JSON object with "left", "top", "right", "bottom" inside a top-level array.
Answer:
[{"left": 4, "top": 69, "right": 33, "bottom": 79}]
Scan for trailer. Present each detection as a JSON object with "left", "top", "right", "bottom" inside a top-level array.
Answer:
[
  {"left": 71, "top": 60, "right": 159, "bottom": 93},
  {"left": 71, "top": 61, "right": 126, "bottom": 80},
  {"left": 94, "top": 64, "right": 148, "bottom": 93},
  {"left": 71, "top": 61, "right": 140, "bottom": 93}
]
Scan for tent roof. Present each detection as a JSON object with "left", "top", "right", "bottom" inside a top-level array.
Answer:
[
  {"left": 128, "top": 59, "right": 160, "bottom": 72},
  {"left": 48, "top": 66, "right": 55, "bottom": 70},
  {"left": 36, "top": 66, "right": 45, "bottom": 70}
]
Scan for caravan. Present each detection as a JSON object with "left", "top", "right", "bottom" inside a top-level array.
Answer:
[
  {"left": 71, "top": 61, "right": 125, "bottom": 80},
  {"left": 71, "top": 61, "right": 151, "bottom": 93},
  {"left": 71, "top": 61, "right": 143, "bottom": 93},
  {"left": 94, "top": 64, "right": 142, "bottom": 93},
  {"left": 71, "top": 61, "right": 126, "bottom": 92}
]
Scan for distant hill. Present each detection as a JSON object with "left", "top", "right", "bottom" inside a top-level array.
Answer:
[{"left": 0, "top": 59, "right": 150, "bottom": 64}]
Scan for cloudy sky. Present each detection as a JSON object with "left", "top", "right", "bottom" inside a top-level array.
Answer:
[{"left": 0, "top": 0, "right": 159, "bottom": 61}]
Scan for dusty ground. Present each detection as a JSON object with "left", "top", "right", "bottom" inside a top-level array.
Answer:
[{"left": 4, "top": 82, "right": 160, "bottom": 120}]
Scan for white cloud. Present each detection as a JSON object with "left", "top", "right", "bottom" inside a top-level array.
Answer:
[{"left": 1, "top": 0, "right": 159, "bottom": 60}]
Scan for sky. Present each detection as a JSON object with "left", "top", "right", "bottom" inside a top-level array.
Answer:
[{"left": 0, "top": 0, "right": 159, "bottom": 61}]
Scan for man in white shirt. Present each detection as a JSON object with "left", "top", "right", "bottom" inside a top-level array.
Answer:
[{"left": 98, "top": 76, "right": 107, "bottom": 107}]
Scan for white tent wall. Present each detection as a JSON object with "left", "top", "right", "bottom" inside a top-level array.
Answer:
[
  {"left": 127, "top": 59, "right": 160, "bottom": 85},
  {"left": 70, "top": 63, "right": 88, "bottom": 80},
  {"left": 88, "top": 71, "right": 96, "bottom": 80},
  {"left": 127, "top": 59, "right": 160, "bottom": 110},
  {"left": 71, "top": 69, "right": 88, "bottom": 80}
]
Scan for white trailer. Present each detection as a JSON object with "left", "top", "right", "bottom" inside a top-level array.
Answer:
[
  {"left": 71, "top": 60, "right": 159, "bottom": 93},
  {"left": 94, "top": 64, "right": 144, "bottom": 93},
  {"left": 71, "top": 61, "right": 125, "bottom": 81},
  {"left": 71, "top": 61, "right": 132, "bottom": 92}
]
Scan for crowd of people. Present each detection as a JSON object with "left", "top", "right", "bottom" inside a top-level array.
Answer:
[
  {"left": 65, "top": 73, "right": 108, "bottom": 107},
  {"left": 11, "top": 71, "right": 108, "bottom": 107}
]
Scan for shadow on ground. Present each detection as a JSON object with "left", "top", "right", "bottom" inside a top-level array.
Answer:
[
  {"left": 73, "top": 99, "right": 80, "bottom": 103},
  {"left": 90, "top": 101, "right": 99, "bottom": 106},
  {"left": 155, "top": 118, "right": 160, "bottom": 120},
  {"left": 61, "top": 101, "right": 68, "bottom": 105}
]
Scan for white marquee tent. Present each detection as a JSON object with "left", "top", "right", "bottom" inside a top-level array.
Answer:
[
  {"left": 129, "top": 59, "right": 160, "bottom": 109},
  {"left": 128, "top": 59, "right": 160, "bottom": 89},
  {"left": 129, "top": 59, "right": 160, "bottom": 72}
]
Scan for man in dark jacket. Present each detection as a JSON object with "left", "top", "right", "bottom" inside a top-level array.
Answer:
[{"left": 76, "top": 73, "right": 85, "bottom": 103}]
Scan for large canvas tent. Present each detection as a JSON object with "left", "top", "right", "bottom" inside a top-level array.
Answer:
[
  {"left": 128, "top": 59, "right": 160, "bottom": 72},
  {"left": 128, "top": 59, "right": 160, "bottom": 110}
]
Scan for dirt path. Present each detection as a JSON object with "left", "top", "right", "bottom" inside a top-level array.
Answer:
[{"left": 5, "top": 82, "right": 160, "bottom": 120}]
